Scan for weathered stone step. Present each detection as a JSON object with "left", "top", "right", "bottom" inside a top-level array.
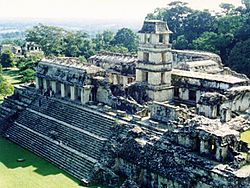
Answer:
[
  {"left": 29, "top": 97, "right": 115, "bottom": 138},
  {"left": 15, "top": 110, "right": 104, "bottom": 159},
  {"left": 5, "top": 123, "right": 97, "bottom": 181}
]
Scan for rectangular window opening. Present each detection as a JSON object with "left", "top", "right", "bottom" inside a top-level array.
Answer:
[
  {"left": 174, "top": 87, "right": 179, "bottom": 98},
  {"left": 143, "top": 52, "right": 149, "bottom": 62},
  {"left": 161, "top": 73, "right": 165, "bottom": 84},
  {"left": 159, "top": 34, "right": 164, "bottom": 43},
  {"left": 189, "top": 89, "right": 196, "bottom": 101}
]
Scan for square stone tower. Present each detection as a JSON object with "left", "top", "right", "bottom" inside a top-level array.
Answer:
[{"left": 136, "top": 20, "right": 173, "bottom": 102}]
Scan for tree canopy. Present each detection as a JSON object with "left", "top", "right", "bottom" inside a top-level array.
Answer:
[
  {"left": 147, "top": 0, "right": 250, "bottom": 77},
  {"left": 0, "top": 50, "right": 15, "bottom": 68},
  {"left": 26, "top": 25, "right": 138, "bottom": 59}
]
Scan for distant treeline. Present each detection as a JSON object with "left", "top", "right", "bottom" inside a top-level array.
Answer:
[
  {"left": 0, "top": 31, "right": 25, "bottom": 43},
  {"left": 25, "top": 25, "right": 138, "bottom": 59},
  {"left": 1, "top": 0, "right": 250, "bottom": 77}
]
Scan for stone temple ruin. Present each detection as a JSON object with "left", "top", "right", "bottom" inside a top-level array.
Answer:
[{"left": 1, "top": 20, "right": 250, "bottom": 187}]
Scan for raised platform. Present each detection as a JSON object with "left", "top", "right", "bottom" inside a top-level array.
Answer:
[{"left": 1, "top": 90, "right": 117, "bottom": 184}]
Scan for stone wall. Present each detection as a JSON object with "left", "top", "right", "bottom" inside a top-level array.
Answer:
[{"left": 100, "top": 124, "right": 250, "bottom": 188}]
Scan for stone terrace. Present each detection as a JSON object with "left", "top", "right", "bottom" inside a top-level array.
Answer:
[{"left": 4, "top": 93, "right": 117, "bottom": 183}]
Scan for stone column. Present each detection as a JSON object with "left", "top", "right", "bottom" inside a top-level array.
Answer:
[
  {"left": 70, "top": 86, "right": 77, "bottom": 100},
  {"left": 200, "top": 139, "right": 210, "bottom": 154},
  {"left": 113, "top": 74, "right": 118, "bottom": 85},
  {"left": 220, "top": 107, "right": 231, "bottom": 123},
  {"left": 216, "top": 144, "right": 228, "bottom": 162},
  {"left": 61, "top": 83, "right": 66, "bottom": 98},
  {"left": 43, "top": 78, "right": 48, "bottom": 91},
  {"left": 35, "top": 77, "right": 40, "bottom": 89},
  {"left": 123, "top": 76, "right": 128, "bottom": 87},
  {"left": 81, "top": 86, "right": 92, "bottom": 104},
  {"left": 164, "top": 34, "right": 169, "bottom": 44},
  {"left": 51, "top": 81, "right": 57, "bottom": 94}
]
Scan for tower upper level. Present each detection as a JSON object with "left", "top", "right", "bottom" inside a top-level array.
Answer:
[{"left": 138, "top": 20, "right": 172, "bottom": 46}]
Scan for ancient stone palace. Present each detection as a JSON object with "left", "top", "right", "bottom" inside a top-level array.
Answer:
[{"left": 1, "top": 20, "right": 250, "bottom": 187}]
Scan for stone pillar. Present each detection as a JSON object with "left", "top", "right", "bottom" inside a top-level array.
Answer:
[
  {"left": 123, "top": 76, "right": 128, "bottom": 87},
  {"left": 61, "top": 83, "right": 66, "bottom": 98},
  {"left": 163, "top": 34, "right": 169, "bottom": 44},
  {"left": 113, "top": 74, "right": 118, "bottom": 85},
  {"left": 35, "top": 77, "right": 40, "bottom": 89},
  {"left": 220, "top": 107, "right": 231, "bottom": 123},
  {"left": 216, "top": 144, "right": 228, "bottom": 162},
  {"left": 81, "top": 86, "right": 92, "bottom": 104},
  {"left": 70, "top": 86, "right": 77, "bottom": 100},
  {"left": 200, "top": 139, "right": 210, "bottom": 154},
  {"left": 51, "top": 81, "right": 57, "bottom": 94},
  {"left": 43, "top": 78, "right": 48, "bottom": 91}
]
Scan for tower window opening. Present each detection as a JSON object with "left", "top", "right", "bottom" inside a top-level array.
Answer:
[
  {"left": 159, "top": 34, "right": 164, "bottom": 43},
  {"left": 143, "top": 52, "right": 149, "bottom": 62},
  {"left": 145, "top": 72, "right": 148, "bottom": 82},
  {"left": 142, "top": 71, "right": 148, "bottom": 83},
  {"left": 161, "top": 73, "right": 165, "bottom": 84}
]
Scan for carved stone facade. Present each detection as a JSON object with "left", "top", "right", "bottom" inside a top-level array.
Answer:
[{"left": 1, "top": 20, "right": 250, "bottom": 187}]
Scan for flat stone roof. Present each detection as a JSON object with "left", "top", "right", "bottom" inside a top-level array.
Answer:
[
  {"left": 40, "top": 58, "right": 104, "bottom": 74},
  {"left": 228, "top": 86, "right": 250, "bottom": 92},
  {"left": 172, "top": 69, "right": 248, "bottom": 85},
  {"left": 187, "top": 60, "right": 219, "bottom": 68},
  {"left": 89, "top": 52, "right": 137, "bottom": 64},
  {"left": 138, "top": 20, "right": 172, "bottom": 34}
]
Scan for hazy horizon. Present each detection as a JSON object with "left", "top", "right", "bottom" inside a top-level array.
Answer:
[{"left": 0, "top": 0, "right": 243, "bottom": 23}]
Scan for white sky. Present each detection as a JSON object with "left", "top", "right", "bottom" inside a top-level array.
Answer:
[{"left": 0, "top": 0, "right": 243, "bottom": 21}]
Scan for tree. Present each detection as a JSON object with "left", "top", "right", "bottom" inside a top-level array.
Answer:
[
  {"left": 112, "top": 28, "right": 138, "bottom": 52},
  {"left": 242, "top": 0, "right": 250, "bottom": 9},
  {"left": 146, "top": 1, "right": 193, "bottom": 40},
  {"left": 227, "top": 39, "right": 250, "bottom": 77},
  {"left": 144, "top": 0, "right": 250, "bottom": 79},
  {"left": 0, "top": 77, "right": 14, "bottom": 97},
  {"left": 172, "top": 35, "right": 189, "bottom": 49},
  {"left": 20, "top": 68, "right": 36, "bottom": 83},
  {"left": 26, "top": 24, "right": 66, "bottom": 56},
  {"left": 0, "top": 50, "right": 15, "bottom": 68},
  {"left": 219, "top": 3, "right": 236, "bottom": 15},
  {"left": 183, "top": 10, "right": 216, "bottom": 42},
  {"left": 192, "top": 32, "right": 220, "bottom": 53}
]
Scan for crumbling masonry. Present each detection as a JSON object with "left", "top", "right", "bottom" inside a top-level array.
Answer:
[{"left": 1, "top": 20, "right": 250, "bottom": 187}]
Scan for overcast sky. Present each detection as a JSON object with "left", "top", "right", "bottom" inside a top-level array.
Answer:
[{"left": 0, "top": 0, "right": 243, "bottom": 22}]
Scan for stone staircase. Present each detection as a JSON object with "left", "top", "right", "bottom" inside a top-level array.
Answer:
[
  {"left": 5, "top": 122, "right": 96, "bottom": 181},
  {"left": 4, "top": 94, "right": 117, "bottom": 183},
  {"left": 15, "top": 109, "right": 106, "bottom": 160},
  {"left": 0, "top": 86, "right": 37, "bottom": 134},
  {"left": 29, "top": 97, "right": 115, "bottom": 138}
]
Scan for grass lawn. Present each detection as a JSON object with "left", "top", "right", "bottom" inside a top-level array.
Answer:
[
  {"left": 0, "top": 137, "right": 103, "bottom": 188},
  {"left": 2, "top": 67, "right": 23, "bottom": 85},
  {"left": 241, "top": 130, "right": 250, "bottom": 146}
]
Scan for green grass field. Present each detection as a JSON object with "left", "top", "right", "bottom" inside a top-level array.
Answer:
[{"left": 0, "top": 137, "right": 103, "bottom": 188}]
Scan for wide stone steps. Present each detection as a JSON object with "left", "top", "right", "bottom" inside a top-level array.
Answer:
[
  {"left": 30, "top": 97, "right": 115, "bottom": 138},
  {"left": 15, "top": 110, "right": 105, "bottom": 160},
  {"left": 5, "top": 123, "right": 97, "bottom": 181},
  {"left": 0, "top": 106, "right": 12, "bottom": 117},
  {"left": 0, "top": 99, "right": 18, "bottom": 133}
]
